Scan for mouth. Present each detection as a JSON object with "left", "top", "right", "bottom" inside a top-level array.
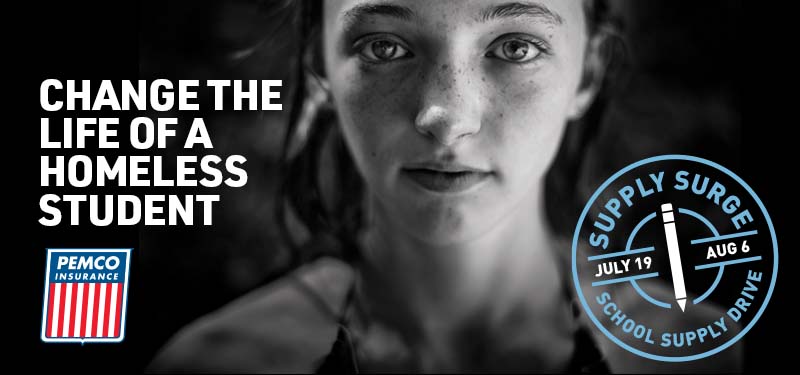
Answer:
[{"left": 401, "top": 163, "right": 492, "bottom": 193}]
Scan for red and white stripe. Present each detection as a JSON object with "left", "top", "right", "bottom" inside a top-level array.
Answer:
[{"left": 45, "top": 283, "right": 124, "bottom": 338}]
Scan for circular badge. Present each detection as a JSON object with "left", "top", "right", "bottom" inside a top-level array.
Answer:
[{"left": 571, "top": 155, "right": 778, "bottom": 362}]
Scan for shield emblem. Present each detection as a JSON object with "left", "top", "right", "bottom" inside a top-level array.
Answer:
[{"left": 40, "top": 249, "right": 132, "bottom": 343}]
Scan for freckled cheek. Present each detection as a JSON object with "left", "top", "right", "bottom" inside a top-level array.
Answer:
[
  {"left": 334, "top": 69, "right": 416, "bottom": 174},
  {"left": 484, "top": 80, "right": 538, "bottom": 139},
  {"left": 484, "top": 78, "right": 570, "bottom": 178}
]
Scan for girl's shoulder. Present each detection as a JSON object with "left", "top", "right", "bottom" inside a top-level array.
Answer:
[{"left": 147, "top": 257, "right": 355, "bottom": 373}]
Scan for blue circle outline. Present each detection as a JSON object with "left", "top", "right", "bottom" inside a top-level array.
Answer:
[{"left": 571, "top": 154, "right": 779, "bottom": 362}]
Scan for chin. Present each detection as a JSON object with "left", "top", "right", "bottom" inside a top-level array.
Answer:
[
  {"left": 374, "top": 175, "right": 511, "bottom": 246},
  {"left": 402, "top": 201, "right": 502, "bottom": 247}
]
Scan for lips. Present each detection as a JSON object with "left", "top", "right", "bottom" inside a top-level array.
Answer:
[{"left": 402, "top": 163, "right": 492, "bottom": 193}]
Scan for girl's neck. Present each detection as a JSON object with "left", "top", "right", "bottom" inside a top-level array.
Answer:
[{"left": 356, "top": 179, "right": 568, "bottom": 349}]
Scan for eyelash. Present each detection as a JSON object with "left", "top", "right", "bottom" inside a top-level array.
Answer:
[
  {"left": 353, "top": 33, "right": 414, "bottom": 65},
  {"left": 485, "top": 34, "right": 551, "bottom": 64}
]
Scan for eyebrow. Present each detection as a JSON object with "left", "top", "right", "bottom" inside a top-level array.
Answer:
[
  {"left": 341, "top": 3, "right": 416, "bottom": 27},
  {"left": 479, "top": 2, "right": 564, "bottom": 26},
  {"left": 339, "top": 1, "right": 563, "bottom": 30}
]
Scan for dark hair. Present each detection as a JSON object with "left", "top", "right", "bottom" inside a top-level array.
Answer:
[{"left": 273, "top": 0, "right": 625, "bottom": 271}]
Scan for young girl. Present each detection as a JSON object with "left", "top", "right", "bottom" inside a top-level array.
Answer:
[{"left": 149, "top": 1, "right": 741, "bottom": 372}]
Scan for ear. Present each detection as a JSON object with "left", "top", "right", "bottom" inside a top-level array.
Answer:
[{"left": 567, "top": 33, "right": 610, "bottom": 121}]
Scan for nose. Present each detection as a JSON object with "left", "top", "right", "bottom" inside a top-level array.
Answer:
[{"left": 414, "top": 62, "right": 482, "bottom": 146}]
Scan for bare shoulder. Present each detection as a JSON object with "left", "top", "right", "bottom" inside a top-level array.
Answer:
[
  {"left": 589, "top": 280, "right": 744, "bottom": 373},
  {"left": 147, "top": 257, "right": 355, "bottom": 374}
]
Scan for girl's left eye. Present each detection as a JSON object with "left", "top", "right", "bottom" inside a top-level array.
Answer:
[
  {"left": 357, "top": 39, "right": 412, "bottom": 62},
  {"left": 486, "top": 38, "right": 544, "bottom": 63}
]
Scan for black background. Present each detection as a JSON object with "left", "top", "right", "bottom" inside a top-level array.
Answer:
[{"left": 14, "top": 0, "right": 795, "bottom": 372}]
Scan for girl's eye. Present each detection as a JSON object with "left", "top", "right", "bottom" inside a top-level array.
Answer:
[
  {"left": 487, "top": 38, "right": 544, "bottom": 63},
  {"left": 357, "top": 38, "right": 411, "bottom": 63}
]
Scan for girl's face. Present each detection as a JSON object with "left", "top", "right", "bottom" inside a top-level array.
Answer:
[{"left": 323, "top": 0, "right": 596, "bottom": 245}]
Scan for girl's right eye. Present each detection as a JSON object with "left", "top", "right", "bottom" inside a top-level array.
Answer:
[{"left": 355, "top": 36, "right": 413, "bottom": 63}]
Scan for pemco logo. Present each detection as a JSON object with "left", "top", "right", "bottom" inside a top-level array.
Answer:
[{"left": 41, "top": 249, "right": 132, "bottom": 343}]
